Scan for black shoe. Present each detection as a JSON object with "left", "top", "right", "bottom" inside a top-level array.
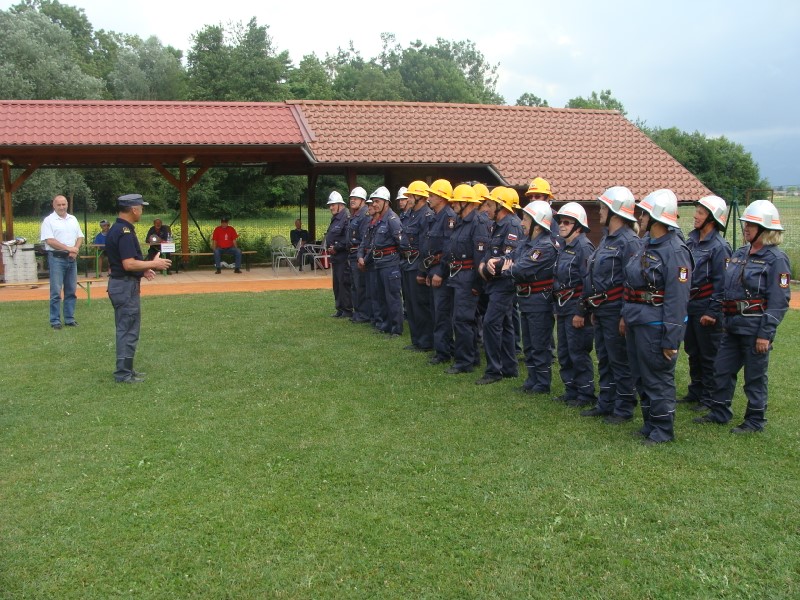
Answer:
[
  {"left": 388, "top": 333, "right": 401, "bottom": 338},
  {"left": 445, "top": 366, "right": 473, "bottom": 375},
  {"left": 528, "top": 387, "right": 550, "bottom": 394},
  {"left": 689, "top": 403, "right": 711, "bottom": 412},
  {"left": 234, "top": 269, "right": 242, "bottom": 273},
  {"left": 604, "top": 414, "right": 633, "bottom": 425},
  {"left": 567, "top": 398, "right": 593, "bottom": 408},
  {"left": 632, "top": 429, "right": 648, "bottom": 439},
  {"left": 215, "top": 269, "right": 222, "bottom": 274},
  {"left": 404, "top": 344, "right": 418, "bottom": 351},
  {"left": 502, "top": 373, "right": 519, "bottom": 379},
  {"left": 730, "top": 423, "right": 761, "bottom": 434},
  {"left": 641, "top": 437, "right": 670, "bottom": 446},
  {"left": 693, "top": 415, "right": 723, "bottom": 425},
  {"left": 475, "top": 375, "right": 502, "bottom": 385},
  {"left": 676, "top": 394, "right": 697, "bottom": 403},
  {"left": 331, "top": 311, "right": 343, "bottom": 318},
  {"left": 580, "top": 407, "right": 610, "bottom": 418},
  {"left": 551, "top": 394, "right": 570, "bottom": 403},
  {"left": 51, "top": 323, "right": 62, "bottom": 330},
  {"left": 116, "top": 375, "right": 145, "bottom": 384},
  {"left": 65, "top": 321, "right": 78, "bottom": 327},
  {"left": 428, "top": 356, "right": 450, "bottom": 365}
]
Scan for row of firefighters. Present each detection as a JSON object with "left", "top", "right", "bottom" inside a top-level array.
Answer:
[{"left": 321, "top": 178, "right": 791, "bottom": 445}]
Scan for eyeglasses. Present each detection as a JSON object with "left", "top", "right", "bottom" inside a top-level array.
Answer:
[{"left": 529, "top": 194, "right": 548, "bottom": 200}]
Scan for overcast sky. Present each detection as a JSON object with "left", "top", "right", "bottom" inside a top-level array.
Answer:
[{"left": 6, "top": 0, "right": 798, "bottom": 185}]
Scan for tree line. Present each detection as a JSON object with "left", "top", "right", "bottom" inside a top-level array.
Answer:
[{"left": 1, "top": 0, "right": 767, "bottom": 218}]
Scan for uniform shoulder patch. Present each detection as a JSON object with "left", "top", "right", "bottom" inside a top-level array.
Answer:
[
  {"left": 678, "top": 267, "right": 689, "bottom": 283},
  {"left": 531, "top": 249, "right": 541, "bottom": 261},
  {"left": 507, "top": 233, "right": 518, "bottom": 241},
  {"left": 477, "top": 242, "right": 485, "bottom": 252},
  {"left": 779, "top": 273, "right": 790, "bottom": 288},
  {"left": 448, "top": 217, "right": 455, "bottom": 230}
]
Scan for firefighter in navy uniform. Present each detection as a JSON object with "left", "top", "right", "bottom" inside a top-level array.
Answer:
[
  {"left": 442, "top": 184, "right": 490, "bottom": 374},
  {"left": 358, "top": 197, "right": 380, "bottom": 328},
  {"left": 360, "top": 186, "right": 404, "bottom": 336},
  {"left": 621, "top": 189, "right": 691, "bottom": 445},
  {"left": 346, "top": 186, "right": 371, "bottom": 323},
  {"left": 400, "top": 181, "right": 435, "bottom": 352},
  {"left": 552, "top": 202, "right": 596, "bottom": 408},
  {"left": 581, "top": 186, "right": 641, "bottom": 421},
  {"left": 477, "top": 187, "right": 524, "bottom": 385},
  {"left": 424, "top": 179, "right": 457, "bottom": 365},
  {"left": 492, "top": 200, "right": 558, "bottom": 393},
  {"left": 694, "top": 200, "right": 791, "bottom": 433},
  {"left": 680, "top": 195, "right": 731, "bottom": 411},
  {"left": 324, "top": 191, "right": 352, "bottom": 318}
]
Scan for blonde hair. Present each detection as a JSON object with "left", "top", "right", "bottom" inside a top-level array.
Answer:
[{"left": 759, "top": 229, "right": 784, "bottom": 246}]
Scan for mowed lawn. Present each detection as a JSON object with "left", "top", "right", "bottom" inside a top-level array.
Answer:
[{"left": 1, "top": 290, "right": 799, "bottom": 599}]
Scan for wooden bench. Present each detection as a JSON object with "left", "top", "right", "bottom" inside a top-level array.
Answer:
[
  {"left": 172, "top": 250, "right": 257, "bottom": 272},
  {"left": 0, "top": 277, "right": 105, "bottom": 304}
]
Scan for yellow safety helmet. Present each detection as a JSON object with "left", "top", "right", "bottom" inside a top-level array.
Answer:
[
  {"left": 428, "top": 179, "right": 453, "bottom": 201},
  {"left": 472, "top": 183, "right": 490, "bottom": 200},
  {"left": 407, "top": 180, "right": 430, "bottom": 198},
  {"left": 489, "top": 187, "right": 517, "bottom": 212},
  {"left": 525, "top": 177, "right": 554, "bottom": 199},
  {"left": 504, "top": 187, "right": 521, "bottom": 210},
  {"left": 450, "top": 184, "right": 481, "bottom": 203}
]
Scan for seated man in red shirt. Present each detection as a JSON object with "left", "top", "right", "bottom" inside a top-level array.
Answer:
[{"left": 211, "top": 217, "right": 242, "bottom": 274}]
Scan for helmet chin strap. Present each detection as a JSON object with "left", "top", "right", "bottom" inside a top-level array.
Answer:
[
  {"left": 751, "top": 225, "right": 765, "bottom": 245},
  {"left": 604, "top": 210, "right": 612, "bottom": 228},
  {"left": 561, "top": 222, "right": 578, "bottom": 240},
  {"left": 645, "top": 217, "right": 654, "bottom": 233}
]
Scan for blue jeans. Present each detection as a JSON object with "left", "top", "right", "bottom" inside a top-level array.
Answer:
[
  {"left": 49, "top": 255, "right": 78, "bottom": 325},
  {"left": 214, "top": 247, "right": 241, "bottom": 269}
]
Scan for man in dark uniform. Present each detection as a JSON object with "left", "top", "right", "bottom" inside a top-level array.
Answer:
[
  {"left": 424, "top": 179, "right": 457, "bottom": 365},
  {"left": 105, "top": 194, "right": 171, "bottom": 383},
  {"left": 346, "top": 187, "right": 370, "bottom": 323},
  {"left": 400, "top": 181, "right": 435, "bottom": 351},
  {"left": 478, "top": 186, "right": 524, "bottom": 385},
  {"left": 324, "top": 191, "right": 352, "bottom": 318}
]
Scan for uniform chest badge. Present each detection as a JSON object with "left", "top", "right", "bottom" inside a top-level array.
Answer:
[
  {"left": 122, "top": 227, "right": 131, "bottom": 234},
  {"left": 678, "top": 267, "right": 689, "bottom": 283},
  {"left": 779, "top": 273, "right": 790, "bottom": 288},
  {"left": 508, "top": 233, "right": 518, "bottom": 241},
  {"left": 448, "top": 218, "right": 455, "bottom": 230},
  {"left": 477, "top": 242, "right": 485, "bottom": 252},
  {"left": 531, "top": 250, "right": 540, "bottom": 261},
  {"left": 504, "top": 246, "right": 513, "bottom": 255}
]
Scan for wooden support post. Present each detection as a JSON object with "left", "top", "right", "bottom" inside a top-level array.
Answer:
[
  {"left": 151, "top": 162, "right": 209, "bottom": 255},
  {"left": 1, "top": 161, "right": 39, "bottom": 240}
]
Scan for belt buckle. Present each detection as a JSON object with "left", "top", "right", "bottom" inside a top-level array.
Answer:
[
  {"left": 648, "top": 291, "right": 664, "bottom": 307},
  {"left": 516, "top": 285, "right": 531, "bottom": 298},
  {"left": 449, "top": 263, "right": 462, "bottom": 277},
  {"left": 587, "top": 292, "right": 606, "bottom": 307},
  {"left": 556, "top": 289, "right": 574, "bottom": 307},
  {"left": 739, "top": 299, "right": 763, "bottom": 316},
  {"left": 422, "top": 255, "right": 435, "bottom": 269},
  {"left": 373, "top": 250, "right": 384, "bottom": 259},
  {"left": 405, "top": 250, "right": 419, "bottom": 265}
]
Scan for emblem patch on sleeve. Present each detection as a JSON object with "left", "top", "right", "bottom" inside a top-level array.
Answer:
[
  {"left": 477, "top": 242, "right": 485, "bottom": 252},
  {"left": 448, "top": 218, "right": 455, "bottom": 230},
  {"left": 678, "top": 267, "right": 688, "bottom": 283},
  {"left": 508, "top": 233, "right": 518, "bottom": 241},
  {"left": 779, "top": 273, "right": 790, "bottom": 288}
]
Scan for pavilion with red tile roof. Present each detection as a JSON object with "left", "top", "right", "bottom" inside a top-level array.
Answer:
[{"left": 0, "top": 99, "right": 710, "bottom": 247}]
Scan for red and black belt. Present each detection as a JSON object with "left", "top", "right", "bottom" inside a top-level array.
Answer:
[
  {"left": 373, "top": 245, "right": 398, "bottom": 258},
  {"left": 723, "top": 298, "right": 767, "bottom": 316},
  {"left": 349, "top": 244, "right": 360, "bottom": 253},
  {"left": 553, "top": 285, "right": 583, "bottom": 306},
  {"left": 584, "top": 286, "right": 624, "bottom": 308},
  {"left": 690, "top": 282, "right": 714, "bottom": 300},
  {"left": 516, "top": 278, "right": 554, "bottom": 297},
  {"left": 449, "top": 259, "right": 474, "bottom": 276},
  {"left": 624, "top": 287, "right": 665, "bottom": 306}
]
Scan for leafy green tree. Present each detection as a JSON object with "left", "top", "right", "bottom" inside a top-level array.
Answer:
[
  {"left": 187, "top": 18, "right": 290, "bottom": 102},
  {"left": 516, "top": 92, "right": 549, "bottom": 107},
  {"left": 11, "top": 169, "right": 93, "bottom": 216},
  {"left": 644, "top": 126, "right": 768, "bottom": 198},
  {"left": 0, "top": 8, "right": 105, "bottom": 98},
  {"left": 286, "top": 54, "right": 334, "bottom": 100},
  {"left": 566, "top": 89, "right": 626, "bottom": 116},
  {"left": 107, "top": 35, "right": 187, "bottom": 100}
]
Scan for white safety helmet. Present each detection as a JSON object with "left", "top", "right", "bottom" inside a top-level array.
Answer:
[
  {"left": 522, "top": 200, "right": 553, "bottom": 230},
  {"left": 327, "top": 191, "right": 345, "bottom": 205},
  {"left": 396, "top": 186, "right": 408, "bottom": 200},
  {"left": 695, "top": 195, "right": 728, "bottom": 229},
  {"left": 369, "top": 186, "right": 391, "bottom": 202},
  {"left": 349, "top": 186, "right": 367, "bottom": 200},
  {"left": 638, "top": 189, "right": 679, "bottom": 228},
  {"left": 598, "top": 186, "right": 637, "bottom": 222},
  {"left": 740, "top": 199, "right": 784, "bottom": 231},
  {"left": 556, "top": 202, "right": 590, "bottom": 232}
]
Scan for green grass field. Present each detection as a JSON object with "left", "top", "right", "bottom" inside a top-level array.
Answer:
[{"left": 2, "top": 290, "right": 799, "bottom": 598}]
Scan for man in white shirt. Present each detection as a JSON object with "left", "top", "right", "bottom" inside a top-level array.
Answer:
[{"left": 40, "top": 195, "right": 84, "bottom": 329}]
